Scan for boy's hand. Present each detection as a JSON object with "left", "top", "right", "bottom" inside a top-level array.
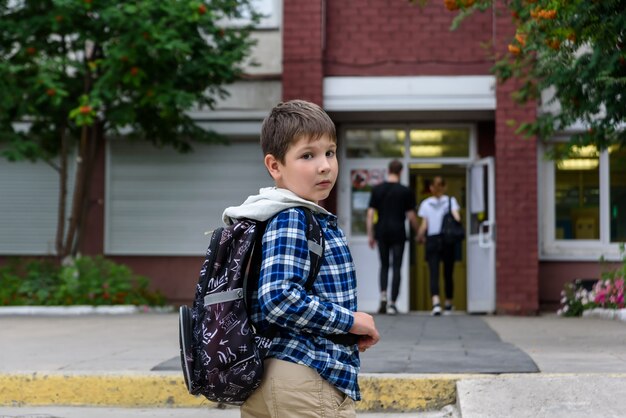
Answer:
[{"left": 349, "top": 312, "right": 380, "bottom": 352}]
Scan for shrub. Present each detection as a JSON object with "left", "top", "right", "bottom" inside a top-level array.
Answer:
[
  {"left": 0, "top": 256, "right": 165, "bottom": 307},
  {"left": 557, "top": 279, "right": 595, "bottom": 317},
  {"left": 592, "top": 277, "right": 625, "bottom": 309},
  {"left": 558, "top": 244, "right": 626, "bottom": 316},
  {"left": 593, "top": 244, "right": 626, "bottom": 309}
]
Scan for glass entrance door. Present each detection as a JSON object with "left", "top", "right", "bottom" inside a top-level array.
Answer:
[
  {"left": 338, "top": 125, "right": 475, "bottom": 313},
  {"left": 466, "top": 157, "right": 496, "bottom": 313}
]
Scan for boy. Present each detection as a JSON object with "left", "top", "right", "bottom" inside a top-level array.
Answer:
[
  {"left": 366, "top": 159, "right": 419, "bottom": 315},
  {"left": 222, "top": 100, "right": 379, "bottom": 417}
]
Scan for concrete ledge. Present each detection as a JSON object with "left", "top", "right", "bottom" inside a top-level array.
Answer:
[
  {"left": 0, "top": 372, "right": 469, "bottom": 412},
  {"left": 358, "top": 374, "right": 462, "bottom": 411},
  {"left": 0, "top": 306, "right": 174, "bottom": 316},
  {"left": 582, "top": 308, "right": 626, "bottom": 322}
]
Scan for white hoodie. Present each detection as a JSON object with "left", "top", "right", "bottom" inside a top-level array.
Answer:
[{"left": 221, "top": 187, "right": 332, "bottom": 225}]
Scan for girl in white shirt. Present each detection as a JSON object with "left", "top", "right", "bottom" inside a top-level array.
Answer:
[{"left": 417, "top": 176, "right": 461, "bottom": 316}]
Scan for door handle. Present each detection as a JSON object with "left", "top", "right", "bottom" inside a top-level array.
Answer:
[{"left": 479, "top": 220, "right": 493, "bottom": 248}]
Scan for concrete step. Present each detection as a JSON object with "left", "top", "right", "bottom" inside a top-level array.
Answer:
[{"left": 457, "top": 374, "right": 626, "bottom": 418}]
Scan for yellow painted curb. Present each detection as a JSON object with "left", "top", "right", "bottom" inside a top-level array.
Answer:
[
  {"left": 0, "top": 373, "right": 463, "bottom": 411},
  {"left": 358, "top": 375, "right": 458, "bottom": 411},
  {"left": 0, "top": 374, "right": 208, "bottom": 408}
]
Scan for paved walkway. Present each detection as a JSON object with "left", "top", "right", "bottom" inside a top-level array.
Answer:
[
  {"left": 1, "top": 311, "right": 626, "bottom": 416},
  {"left": 155, "top": 313, "right": 538, "bottom": 374}
]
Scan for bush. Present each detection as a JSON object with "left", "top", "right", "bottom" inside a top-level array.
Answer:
[
  {"left": 557, "top": 279, "right": 595, "bottom": 317},
  {"left": 592, "top": 249, "right": 625, "bottom": 309},
  {"left": 0, "top": 256, "right": 166, "bottom": 307},
  {"left": 558, "top": 244, "right": 626, "bottom": 316}
]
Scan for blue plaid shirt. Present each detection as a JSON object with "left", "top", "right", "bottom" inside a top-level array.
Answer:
[{"left": 250, "top": 207, "right": 361, "bottom": 400}]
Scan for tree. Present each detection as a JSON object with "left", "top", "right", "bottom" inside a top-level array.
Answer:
[
  {"left": 0, "top": 0, "right": 258, "bottom": 258},
  {"left": 436, "top": 0, "right": 626, "bottom": 152}
]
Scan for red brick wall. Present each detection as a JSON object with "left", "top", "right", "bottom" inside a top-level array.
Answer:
[
  {"left": 282, "top": 0, "right": 541, "bottom": 315},
  {"left": 324, "top": 0, "right": 493, "bottom": 76},
  {"left": 282, "top": 0, "right": 324, "bottom": 104},
  {"left": 539, "top": 261, "right": 611, "bottom": 311},
  {"left": 493, "top": 4, "right": 539, "bottom": 315}
]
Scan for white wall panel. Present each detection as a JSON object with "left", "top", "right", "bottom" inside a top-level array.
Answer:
[
  {"left": 106, "top": 140, "right": 271, "bottom": 255},
  {"left": 0, "top": 157, "right": 74, "bottom": 254},
  {"left": 324, "top": 76, "right": 496, "bottom": 111}
]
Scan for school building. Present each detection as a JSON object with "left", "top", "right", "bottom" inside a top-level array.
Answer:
[{"left": 1, "top": 0, "right": 624, "bottom": 314}]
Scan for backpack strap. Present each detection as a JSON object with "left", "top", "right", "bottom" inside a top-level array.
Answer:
[
  {"left": 243, "top": 208, "right": 321, "bottom": 311},
  {"left": 301, "top": 207, "right": 325, "bottom": 291}
]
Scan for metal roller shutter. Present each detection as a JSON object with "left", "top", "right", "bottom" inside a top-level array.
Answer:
[
  {"left": 106, "top": 140, "right": 271, "bottom": 255},
  {"left": 0, "top": 157, "right": 75, "bottom": 255}
]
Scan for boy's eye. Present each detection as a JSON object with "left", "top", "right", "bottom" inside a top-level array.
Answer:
[
  {"left": 301, "top": 153, "right": 313, "bottom": 160},
  {"left": 326, "top": 150, "right": 336, "bottom": 158}
]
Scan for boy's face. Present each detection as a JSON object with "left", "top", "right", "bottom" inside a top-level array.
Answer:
[{"left": 265, "top": 134, "right": 338, "bottom": 204}]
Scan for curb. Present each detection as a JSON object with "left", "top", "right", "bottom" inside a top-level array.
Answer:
[
  {"left": 582, "top": 308, "right": 626, "bottom": 322},
  {"left": 0, "top": 372, "right": 470, "bottom": 412},
  {"left": 0, "top": 306, "right": 175, "bottom": 316}
]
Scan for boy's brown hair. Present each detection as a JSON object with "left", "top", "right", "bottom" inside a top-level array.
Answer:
[{"left": 260, "top": 100, "right": 337, "bottom": 163}]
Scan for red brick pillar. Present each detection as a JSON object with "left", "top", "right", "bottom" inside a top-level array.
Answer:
[
  {"left": 494, "top": 4, "right": 539, "bottom": 315},
  {"left": 282, "top": 0, "right": 324, "bottom": 105}
]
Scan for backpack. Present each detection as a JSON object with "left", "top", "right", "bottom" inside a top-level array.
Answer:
[
  {"left": 441, "top": 196, "right": 465, "bottom": 245},
  {"left": 178, "top": 208, "right": 325, "bottom": 405}
]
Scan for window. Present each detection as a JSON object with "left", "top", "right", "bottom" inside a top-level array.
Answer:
[
  {"left": 542, "top": 141, "right": 626, "bottom": 260},
  {"left": 409, "top": 129, "right": 470, "bottom": 158},
  {"left": 554, "top": 145, "right": 600, "bottom": 240},
  {"left": 345, "top": 129, "right": 404, "bottom": 158},
  {"left": 227, "top": 0, "right": 281, "bottom": 29},
  {"left": 610, "top": 146, "right": 626, "bottom": 242},
  {"left": 345, "top": 128, "right": 471, "bottom": 159}
]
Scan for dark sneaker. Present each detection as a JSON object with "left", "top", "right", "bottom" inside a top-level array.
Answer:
[
  {"left": 432, "top": 304, "right": 442, "bottom": 316},
  {"left": 388, "top": 304, "right": 398, "bottom": 315},
  {"left": 444, "top": 303, "right": 454, "bottom": 315},
  {"left": 378, "top": 300, "right": 387, "bottom": 314}
]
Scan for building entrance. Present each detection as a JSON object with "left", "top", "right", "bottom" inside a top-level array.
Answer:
[
  {"left": 337, "top": 125, "right": 479, "bottom": 314},
  {"left": 409, "top": 166, "right": 467, "bottom": 311}
]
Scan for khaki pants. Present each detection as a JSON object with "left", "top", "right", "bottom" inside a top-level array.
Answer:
[{"left": 240, "top": 358, "right": 356, "bottom": 418}]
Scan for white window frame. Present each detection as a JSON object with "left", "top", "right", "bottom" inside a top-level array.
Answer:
[
  {"left": 223, "top": 0, "right": 281, "bottom": 29},
  {"left": 539, "top": 137, "right": 623, "bottom": 261}
]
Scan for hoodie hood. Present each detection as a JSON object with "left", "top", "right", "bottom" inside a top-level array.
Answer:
[{"left": 222, "top": 187, "right": 332, "bottom": 225}]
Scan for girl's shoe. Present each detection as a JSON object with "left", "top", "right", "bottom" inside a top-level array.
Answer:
[
  {"left": 388, "top": 304, "right": 398, "bottom": 315},
  {"left": 377, "top": 300, "right": 387, "bottom": 314},
  {"left": 444, "top": 303, "right": 454, "bottom": 315},
  {"left": 432, "top": 304, "right": 442, "bottom": 316}
]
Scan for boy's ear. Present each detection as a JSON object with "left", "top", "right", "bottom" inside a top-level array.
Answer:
[{"left": 264, "top": 154, "right": 281, "bottom": 181}]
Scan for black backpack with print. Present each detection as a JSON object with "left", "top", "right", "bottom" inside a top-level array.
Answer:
[{"left": 178, "top": 208, "right": 325, "bottom": 405}]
